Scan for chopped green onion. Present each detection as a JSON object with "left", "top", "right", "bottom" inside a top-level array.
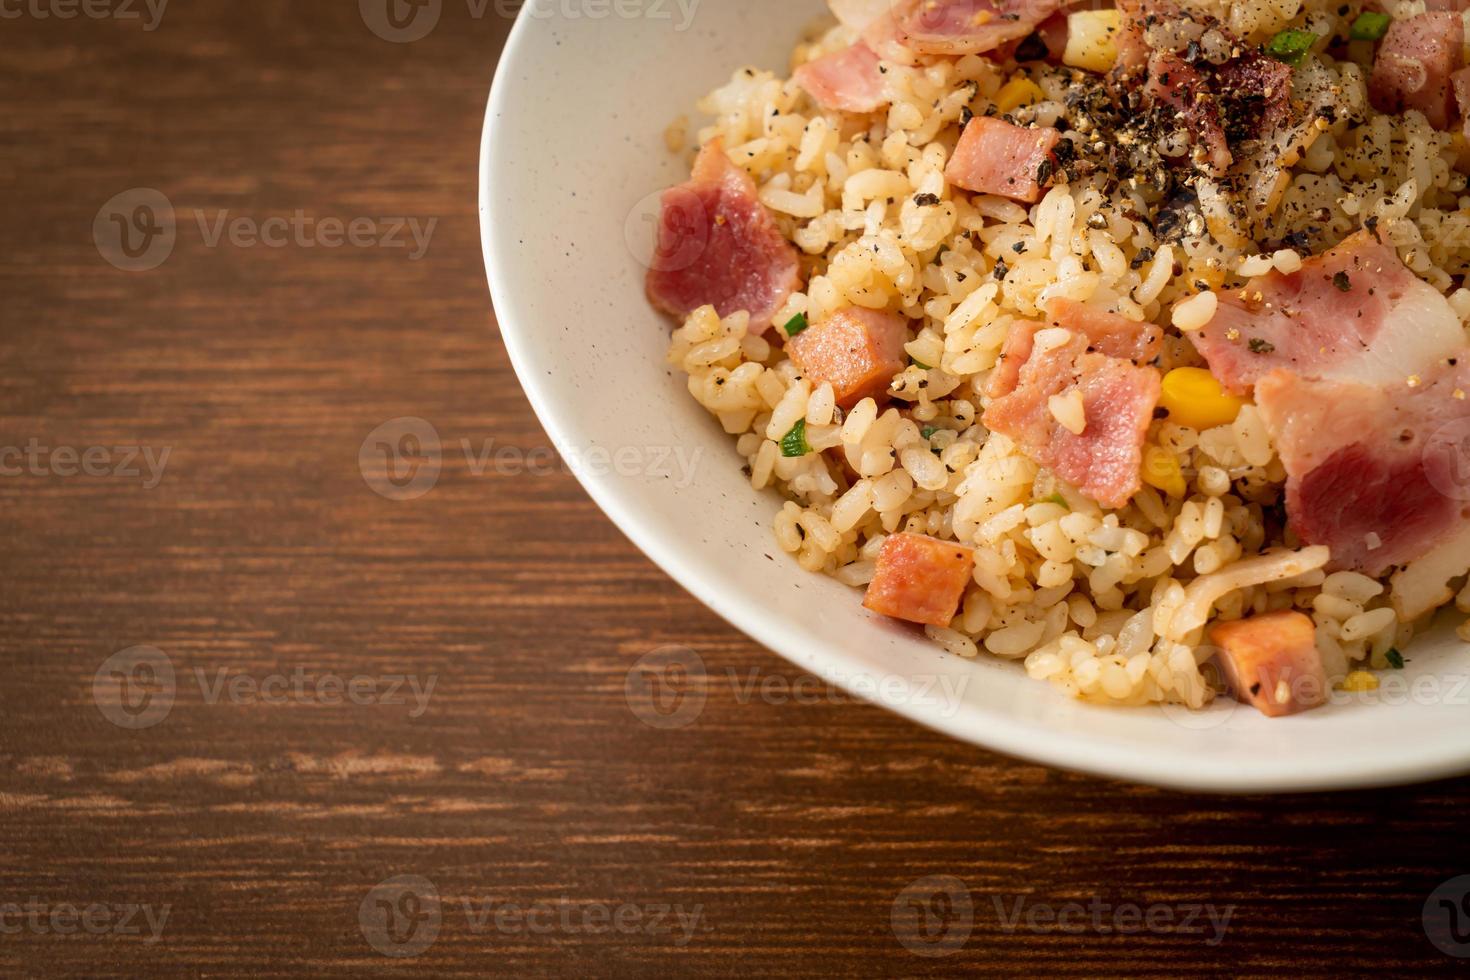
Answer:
[
  {"left": 911, "top": 357, "right": 933, "bottom": 370},
  {"left": 1386, "top": 647, "right": 1405, "bottom": 669},
  {"left": 1039, "top": 492, "right": 1070, "bottom": 510},
  {"left": 921, "top": 426, "right": 939, "bottom": 440},
  {"left": 782, "top": 312, "right": 809, "bottom": 337},
  {"left": 1265, "top": 29, "right": 1318, "bottom": 66},
  {"left": 780, "top": 418, "right": 812, "bottom": 458},
  {"left": 1349, "top": 11, "right": 1390, "bottom": 41}
]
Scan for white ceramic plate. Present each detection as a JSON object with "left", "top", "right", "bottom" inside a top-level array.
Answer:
[{"left": 480, "top": 0, "right": 1470, "bottom": 791}]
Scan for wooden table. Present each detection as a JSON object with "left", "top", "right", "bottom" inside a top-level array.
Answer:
[{"left": 3, "top": 3, "right": 1468, "bottom": 975}]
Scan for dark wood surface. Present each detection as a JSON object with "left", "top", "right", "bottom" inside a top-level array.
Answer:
[{"left": 3, "top": 3, "right": 1469, "bottom": 975}]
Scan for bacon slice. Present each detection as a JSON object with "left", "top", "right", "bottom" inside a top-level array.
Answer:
[
  {"left": 1045, "top": 298, "right": 1164, "bottom": 364},
  {"left": 944, "top": 117, "right": 1059, "bottom": 203},
  {"left": 1369, "top": 12, "right": 1465, "bottom": 130},
  {"left": 786, "top": 307, "right": 909, "bottom": 409},
  {"left": 1209, "top": 611, "right": 1328, "bottom": 718},
  {"left": 984, "top": 306, "right": 1162, "bottom": 509},
  {"left": 1145, "top": 52, "right": 1232, "bottom": 175},
  {"left": 890, "top": 0, "right": 1063, "bottom": 56},
  {"left": 863, "top": 532, "right": 976, "bottom": 627},
  {"left": 645, "top": 139, "right": 802, "bottom": 331},
  {"left": 1255, "top": 366, "right": 1470, "bottom": 578},
  {"left": 1191, "top": 231, "right": 1464, "bottom": 394},
  {"left": 794, "top": 43, "right": 889, "bottom": 114}
]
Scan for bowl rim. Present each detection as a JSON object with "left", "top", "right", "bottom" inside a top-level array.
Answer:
[{"left": 478, "top": 4, "right": 1470, "bottom": 794}]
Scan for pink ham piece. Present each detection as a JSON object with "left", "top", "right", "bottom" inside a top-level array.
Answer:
[
  {"left": 983, "top": 301, "right": 1163, "bottom": 509},
  {"left": 944, "top": 117, "right": 1060, "bottom": 203},
  {"left": 863, "top": 532, "right": 976, "bottom": 627},
  {"left": 1254, "top": 364, "right": 1470, "bottom": 578},
  {"left": 1209, "top": 611, "right": 1328, "bottom": 718},
  {"left": 786, "top": 307, "right": 910, "bottom": 409},
  {"left": 1455, "top": 67, "right": 1470, "bottom": 136},
  {"left": 1191, "top": 231, "right": 1464, "bottom": 395},
  {"left": 1144, "top": 52, "right": 1232, "bottom": 175},
  {"left": 794, "top": 43, "right": 889, "bottom": 113},
  {"left": 645, "top": 138, "right": 801, "bottom": 331},
  {"left": 1369, "top": 12, "right": 1465, "bottom": 130},
  {"left": 893, "top": 0, "right": 1063, "bottom": 55}
]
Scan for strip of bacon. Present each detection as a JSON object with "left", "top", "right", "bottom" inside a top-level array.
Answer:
[
  {"left": 1255, "top": 366, "right": 1470, "bottom": 580},
  {"left": 1454, "top": 67, "right": 1470, "bottom": 136},
  {"left": 786, "top": 307, "right": 910, "bottom": 409},
  {"left": 1191, "top": 231, "right": 1464, "bottom": 394},
  {"left": 795, "top": 43, "right": 890, "bottom": 114},
  {"left": 944, "top": 117, "right": 1060, "bottom": 203},
  {"left": 890, "top": 0, "right": 1063, "bottom": 56},
  {"left": 645, "top": 139, "right": 802, "bottom": 331},
  {"left": 863, "top": 532, "right": 976, "bottom": 627},
  {"left": 1369, "top": 12, "right": 1465, "bottom": 130},
  {"left": 1145, "top": 52, "right": 1232, "bottom": 175},
  {"left": 984, "top": 302, "right": 1163, "bottom": 509}
]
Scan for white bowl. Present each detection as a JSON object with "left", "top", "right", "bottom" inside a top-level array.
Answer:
[{"left": 480, "top": 0, "right": 1470, "bottom": 791}]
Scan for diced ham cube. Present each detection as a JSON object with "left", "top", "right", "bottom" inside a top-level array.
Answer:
[
  {"left": 786, "top": 307, "right": 909, "bottom": 409},
  {"left": 1369, "top": 12, "right": 1465, "bottom": 130},
  {"left": 1209, "top": 611, "right": 1328, "bottom": 718},
  {"left": 645, "top": 139, "right": 802, "bottom": 331},
  {"left": 944, "top": 117, "right": 1060, "bottom": 203},
  {"left": 794, "top": 43, "right": 889, "bottom": 114},
  {"left": 863, "top": 532, "right": 976, "bottom": 628}
]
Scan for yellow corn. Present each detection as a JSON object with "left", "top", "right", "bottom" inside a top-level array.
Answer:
[
  {"left": 993, "top": 77, "right": 1044, "bottom": 114},
  {"left": 1341, "top": 670, "right": 1379, "bottom": 693},
  {"left": 1064, "top": 10, "right": 1122, "bottom": 73},
  {"left": 1160, "top": 367, "right": 1247, "bottom": 431},
  {"left": 1142, "top": 446, "right": 1187, "bottom": 499}
]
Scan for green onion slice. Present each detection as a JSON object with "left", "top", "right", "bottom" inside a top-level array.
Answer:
[
  {"left": 1349, "top": 11, "right": 1390, "bottom": 41},
  {"left": 1265, "top": 29, "right": 1318, "bottom": 65},
  {"left": 780, "top": 418, "right": 812, "bottom": 458},
  {"left": 782, "top": 313, "right": 809, "bottom": 337}
]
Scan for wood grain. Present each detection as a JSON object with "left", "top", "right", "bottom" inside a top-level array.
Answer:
[{"left": 1, "top": 2, "right": 1468, "bottom": 975}]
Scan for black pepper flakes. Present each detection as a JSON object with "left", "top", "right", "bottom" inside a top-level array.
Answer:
[
  {"left": 913, "top": 192, "right": 941, "bottom": 207},
  {"left": 1248, "top": 338, "right": 1276, "bottom": 354},
  {"left": 993, "top": 258, "right": 1009, "bottom": 280},
  {"left": 1332, "top": 271, "right": 1351, "bottom": 292}
]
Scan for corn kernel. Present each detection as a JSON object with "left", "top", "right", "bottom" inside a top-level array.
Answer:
[
  {"left": 1141, "top": 445, "right": 1187, "bottom": 499},
  {"left": 1064, "top": 10, "right": 1122, "bottom": 73},
  {"left": 1341, "top": 670, "right": 1379, "bottom": 692},
  {"left": 1160, "top": 367, "right": 1247, "bottom": 431},
  {"left": 993, "top": 77, "right": 1044, "bottom": 114}
]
